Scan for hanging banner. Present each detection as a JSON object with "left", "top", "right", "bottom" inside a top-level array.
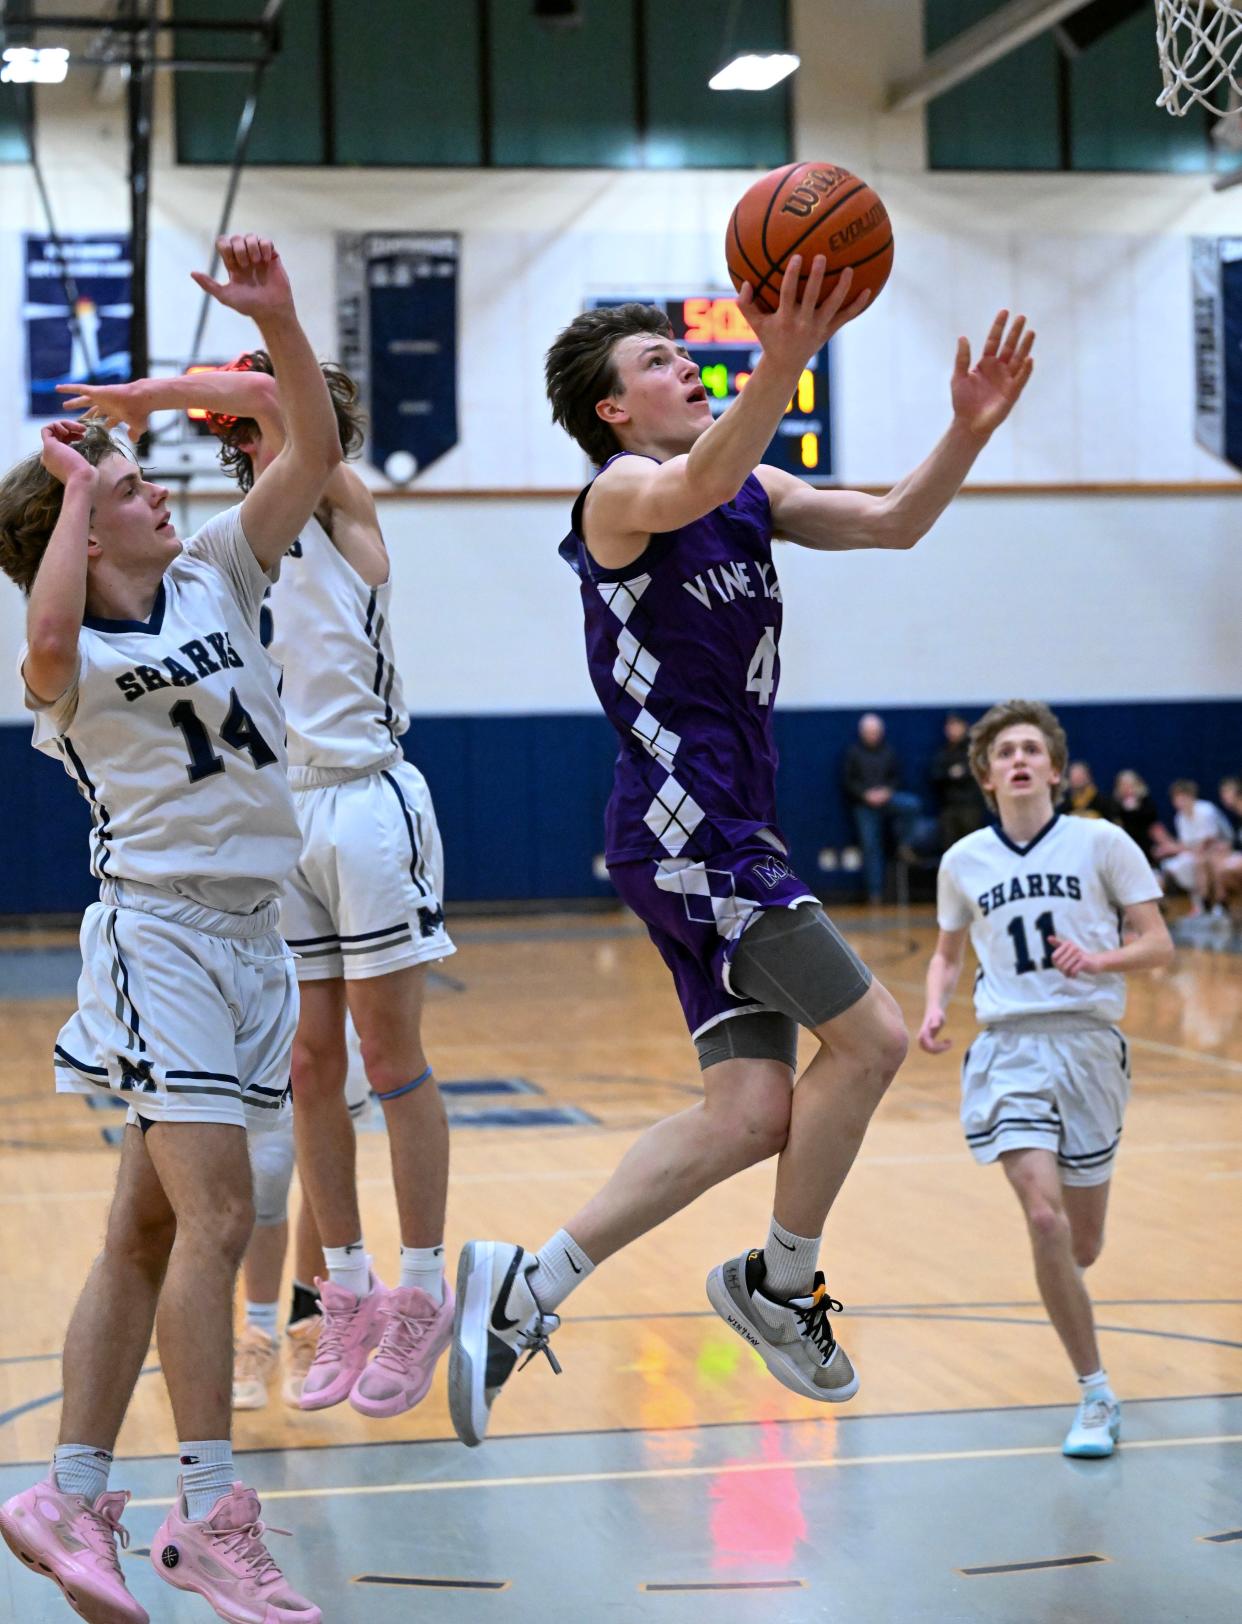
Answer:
[
  {"left": 336, "top": 232, "right": 459, "bottom": 481},
  {"left": 1191, "top": 235, "right": 1242, "bottom": 470},
  {"left": 24, "top": 234, "right": 133, "bottom": 418}
]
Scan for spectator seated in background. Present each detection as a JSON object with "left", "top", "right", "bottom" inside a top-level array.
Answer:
[
  {"left": 1206, "top": 776, "right": 1242, "bottom": 920},
  {"left": 1159, "top": 778, "right": 1232, "bottom": 917},
  {"left": 1112, "top": 770, "right": 1172, "bottom": 873},
  {"left": 1066, "top": 759, "right": 1117, "bottom": 821},
  {"left": 930, "top": 712, "right": 988, "bottom": 850},
  {"left": 842, "top": 712, "right": 923, "bottom": 905}
]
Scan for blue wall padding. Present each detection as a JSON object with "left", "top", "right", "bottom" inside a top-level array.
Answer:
[{"left": 3, "top": 697, "right": 1239, "bottom": 914}]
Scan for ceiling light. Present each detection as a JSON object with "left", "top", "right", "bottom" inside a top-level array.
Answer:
[
  {"left": 709, "top": 52, "right": 799, "bottom": 92},
  {"left": 1, "top": 47, "right": 70, "bottom": 85}
]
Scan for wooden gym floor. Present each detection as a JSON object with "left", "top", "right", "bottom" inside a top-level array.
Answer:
[{"left": 1, "top": 906, "right": 1240, "bottom": 1622}]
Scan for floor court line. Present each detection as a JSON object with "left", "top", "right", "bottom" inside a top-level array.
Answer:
[
  {"left": 5, "top": 1391, "right": 1236, "bottom": 1473},
  {"left": 0, "top": 1164, "right": 626, "bottom": 1206},
  {"left": 3, "top": 1304, "right": 1238, "bottom": 1386},
  {"left": 881, "top": 970, "right": 1242, "bottom": 1076},
  {"left": 5, "top": 1131, "right": 1242, "bottom": 1211},
  {"left": 10, "top": 924, "right": 1241, "bottom": 1074},
  {"left": 118, "top": 1432, "right": 1242, "bottom": 1509}
]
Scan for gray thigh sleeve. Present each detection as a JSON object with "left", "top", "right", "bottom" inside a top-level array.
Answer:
[
  {"left": 729, "top": 903, "right": 872, "bottom": 1031},
  {"left": 694, "top": 1010, "right": 799, "bottom": 1072},
  {"left": 248, "top": 1122, "right": 295, "bottom": 1227}
]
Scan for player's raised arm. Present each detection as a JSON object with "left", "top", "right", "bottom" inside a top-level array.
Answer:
[
  {"left": 62, "top": 366, "right": 388, "bottom": 587},
  {"left": 190, "top": 235, "right": 341, "bottom": 569},
  {"left": 583, "top": 257, "right": 869, "bottom": 567},
  {"left": 316, "top": 463, "right": 389, "bottom": 587},
  {"left": 918, "top": 926, "right": 968, "bottom": 1054},
  {"left": 21, "top": 423, "right": 98, "bottom": 704},
  {"left": 758, "top": 312, "right": 1036, "bottom": 553},
  {"left": 57, "top": 368, "right": 285, "bottom": 446}
]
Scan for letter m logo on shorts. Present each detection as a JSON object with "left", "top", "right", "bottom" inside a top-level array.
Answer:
[
  {"left": 117, "top": 1057, "right": 156, "bottom": 1092},
  {"left": 752, "top": 856, "right": 793, "bottom": 890},
  {"left": 418, "top": 905, "right": 445, "bottom": 939}
]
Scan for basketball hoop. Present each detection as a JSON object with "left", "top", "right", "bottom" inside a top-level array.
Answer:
[
  {"left": 1156, "top": 1, "right": 1242, "bottom": 116},
  {"left": 1212, "top": 82, "right": 1242, "bottom": 147}
]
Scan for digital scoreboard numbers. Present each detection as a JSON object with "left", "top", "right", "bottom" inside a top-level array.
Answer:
[{"left": 586, "top": 294, "right": 832, "bottom": 482}]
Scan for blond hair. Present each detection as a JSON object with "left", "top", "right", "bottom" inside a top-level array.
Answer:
[
  {"left": 0, "top": 425, "right": 120, "bottom": 595},
  {"left": 968, "top": 700, "right": 1068, "bottom": 811}
]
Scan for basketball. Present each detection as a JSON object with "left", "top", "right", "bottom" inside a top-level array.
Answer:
[{"left": 726, "top": 160, "right": 894, "bottom": 315}]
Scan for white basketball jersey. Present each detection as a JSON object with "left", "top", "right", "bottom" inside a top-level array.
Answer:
[
  {"left": 264, "top": 514, "right": 408, "bottom": 772},
  {"left": 24, "top": 506, "right": 301, "bottom": 915},
  {"left": 937, "top": 813, "right": 1161, "bottom": 1026}
]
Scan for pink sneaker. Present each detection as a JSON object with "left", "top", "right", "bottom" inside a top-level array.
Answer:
[
  {"left": 297, "top": 1274, "right": 388, "bottom": 1411},
  {"left": 0, "top": 1477, "right": 148, "bottom": 1624},
  {"left": 151, "top": 1480, "right": 320, "bottom": 1623},
  {"left": 350, "top": 1283, "right": 454, "bottom": 1418}
]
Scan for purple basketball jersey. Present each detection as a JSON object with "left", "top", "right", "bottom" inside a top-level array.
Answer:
[{"left": 559, "top": 453, "right": 785, "bottom": 864}]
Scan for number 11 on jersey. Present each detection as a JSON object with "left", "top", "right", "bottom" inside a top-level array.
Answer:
[{"left": 1008, "top": 911, "right": 1056, "bottom": 974}]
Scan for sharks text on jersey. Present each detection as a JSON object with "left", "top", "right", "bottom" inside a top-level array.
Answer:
[
  {"left": 113, "top": 631, "right": 246, "bottom": 702},
  {"left": 977, "top": 872, "right": 1083, "bottom": 916}
]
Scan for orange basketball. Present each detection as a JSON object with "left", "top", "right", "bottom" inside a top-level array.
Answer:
[{"left": 726, "top": 161, "right": 894, "bottom": 316}]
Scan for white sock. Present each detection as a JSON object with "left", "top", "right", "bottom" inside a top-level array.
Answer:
[
  {"left": 179, "top": 1441, "right": 234, "bottom": 1522},
  {"left": 529, "top": 1229, "right": 595, "bottom": 1314},
  {"left": 323, "top": 1240, "right": 371, "bottom": 1298},
  {"left": 1078, "top": 1368, "right": 1114, "bottom": 1399},
  {"left": 52, "top": 1444, "right": 112, "bottom": 1505},
  {"left": 399, "top": 1244, "right": 445, "bottom": 1303},
  {"left": 244, "top": 1300, "right": 279, "bottom": 1340},
  {"left": 762, "top": 1216, "right": 820, "bottom": 1301}
]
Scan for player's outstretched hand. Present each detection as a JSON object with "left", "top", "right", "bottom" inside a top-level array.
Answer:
[
  {"left": 55, "top": 381, "right": 149, "bottom": 442},
  {"left": 40, "top": 420, "right": 97, "bottom": 489},
  {"left": 951, "top": 311, "right": 1035, "bottom": 439},
  {"left": 917, "top": 1007, "right": 953, "bottom": 1054},
  {"left": 191, "top": 234, "right": 294, "bottom": 323},
  {"left": 1048, "top": 934, "right": 1099, "bottom": 978},
  {"left": 739, "top": 256, "right": 871, "bottom": 372}
]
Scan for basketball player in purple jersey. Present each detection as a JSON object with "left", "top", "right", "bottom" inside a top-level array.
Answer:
[{"left": 449, "top": 257, "right": 1035, "bottom": 1446}]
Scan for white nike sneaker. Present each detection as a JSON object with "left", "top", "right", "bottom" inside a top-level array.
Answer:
[
  {"left": 707, "top": 1249, "right": 859, "bottom": 1402},
  {"left": 1062, "top": 1394, "right": 1121, "bottom": 1457},
  {"left": 449, "top": 1242, "right": 561, "bottom": 1448}
]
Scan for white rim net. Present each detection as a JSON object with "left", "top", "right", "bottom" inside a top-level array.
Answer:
[{"left": 1156, "top": 1, "right": 1242, "bottom": 115}]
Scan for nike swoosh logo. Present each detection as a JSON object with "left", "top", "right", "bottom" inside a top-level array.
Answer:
[
  {"left": 564, "top": 1249, "right": 582, "bottom": 1275},
  {"left": 491, "top": 1248, "right": 525, "bottom": 1333},
  {"left": 773, "top": 1237, "right": 797, "bottom": 1251}
]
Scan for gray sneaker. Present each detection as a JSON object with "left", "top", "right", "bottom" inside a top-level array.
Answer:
[
  {"left": 707, "top": 1249, "right": 859, "bottom": 1403},
  {"left": 448, "top": 1241, "right": 561, "bottom": 1448}
]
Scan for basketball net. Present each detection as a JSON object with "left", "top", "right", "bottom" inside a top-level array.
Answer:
[{"left": 1155, "top": 0, "right": 1242, "bottom": 116}]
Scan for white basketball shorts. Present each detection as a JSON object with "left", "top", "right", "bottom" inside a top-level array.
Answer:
[
  {"left": 53, "top": 880, "right": 298, "bottom": 1135},
  {"left": 281, "top": 760, "right": 455, "bottom": 982},
  {"left": 960, "top": 1016, "right": 1132, "bottom": 1187}
]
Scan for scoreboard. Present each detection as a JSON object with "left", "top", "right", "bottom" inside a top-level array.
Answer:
[{"left": 587, "top": 293, "right": 832, "bottom": 482}]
